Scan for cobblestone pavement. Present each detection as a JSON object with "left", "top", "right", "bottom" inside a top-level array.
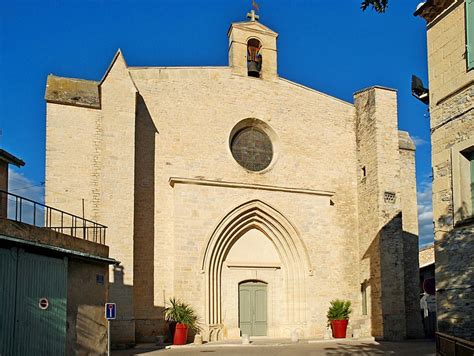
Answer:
[{"left": 113, "top": 339, "right": 436, "bottom": 355}]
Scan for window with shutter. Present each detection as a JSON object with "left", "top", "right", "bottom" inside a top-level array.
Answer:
[
  {"left": 467, "top": 0, "right": 474, "bottom": 70},
  {"left": 451, "top": 140, "right": 474, "bottom": 223}
]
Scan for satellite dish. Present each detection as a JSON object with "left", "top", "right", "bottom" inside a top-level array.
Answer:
[{"left": 412, "top": 75, "right": 429, "bottom": 105}]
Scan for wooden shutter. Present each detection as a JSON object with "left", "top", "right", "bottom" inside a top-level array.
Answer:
[
  {"left": 470, "top": 152, "right": 474, "bottom": 210},
  {"left": 467, "top": 0, "right": 474, "bottom": 69}
]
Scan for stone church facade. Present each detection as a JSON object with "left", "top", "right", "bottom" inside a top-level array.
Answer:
[{"left": 44, "top": 15, "right": 422, "bottom": 343}]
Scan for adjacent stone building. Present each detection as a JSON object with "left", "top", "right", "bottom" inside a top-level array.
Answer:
[
  {"left": 44, "top": 13, "right": 423, "bottom": 343},
  {"left": 415, "top": 0, "right": 474, "bottom": 343}
]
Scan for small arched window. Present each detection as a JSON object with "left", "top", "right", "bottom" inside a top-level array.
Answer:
[{"left": 247, "top": 39, "right": 262, "bottom": 78}]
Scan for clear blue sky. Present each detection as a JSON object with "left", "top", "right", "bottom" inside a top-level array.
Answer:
[{"left": 0, "top": 0, "right": 433, "bottom": 245}]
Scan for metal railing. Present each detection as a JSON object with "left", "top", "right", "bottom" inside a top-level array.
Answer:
[
  {"left": 436, "top": 332, "right": 474, "bottom": 356},
  {"left": 0, "top": 190, "right": 107, "bottom": 245}
]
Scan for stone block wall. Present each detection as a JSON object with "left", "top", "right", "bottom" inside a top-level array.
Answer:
[
  {"left": 426, "top": 1, "right": 474, "bottom": 107},
  {"left": 45, "top": 103, "right": 100, "bottom": 218},
  {"left": 354, "top": 87, "right": 422, "bottom": 340},
  {"left": 422, "top": 0, "right": 474, "bottom": 341},
  {"left": 45, "top": 52, "right": 139, "bottom": 345},
  {"left": 67, "top": 259, "right": 109, "bottom": 355},
  {"left": 430, "top": 84, "right": 474, "bottom": 342},
  {"left": 399, "top": 137, "right": 424, "bottom": 339},
  {"left": 431, "top": 86, "right": 474, "bottom": 229},
  {"left": 436, "top": 224, "right": 474, "bottom": 340},
  {"left": 100, "top": 52, "right": 138, "bottom": 345},
  {"left": 133, "top": 95, "right": 160, "bottom": 341}
]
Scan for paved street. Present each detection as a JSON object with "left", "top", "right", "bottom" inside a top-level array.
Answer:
[{"left": 114, "top": 339, "right": 436, "bottom": 356}]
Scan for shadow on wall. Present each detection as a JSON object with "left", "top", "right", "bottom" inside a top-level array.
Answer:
[
  {"left": 362, "top": 212, "right": 422, "bottom": 341},
  {"left": 69, "top": 305, "right": 107, "bottom": 355},
  {"left": 435, "top": 207, "right": 474, "bottom": 342},
  {"left": 109, "top": 96, "right": 172, "bottom": 345},
  {"left": 109, "top": 265, "right": 185, "bottom": 346},
  {"left": 109, "top": 95, "right": 204, "bottom": 345},
  {"left": 133, "top": 94, "right": 168, "bottom": 343},
  {"left": 67, "top": 259, "right": 109, "bottom": 355},
  {"left": 108, "top": 265, "right": 135, "bottom": 346}
]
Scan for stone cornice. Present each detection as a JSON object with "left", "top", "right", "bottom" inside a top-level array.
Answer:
[
  {"left": 168, "top": 177, "right": 334, "bottom": 197},
  {"left": 224, "top": 262, "right": 282, "bottom": 269},
  {"left": 227, "top": 21, "right": 278, "bottom": 38}
]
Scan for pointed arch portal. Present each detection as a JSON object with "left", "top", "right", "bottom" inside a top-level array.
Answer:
[{"left": 200, "top": 200, "right": 312, "bottom": 340}]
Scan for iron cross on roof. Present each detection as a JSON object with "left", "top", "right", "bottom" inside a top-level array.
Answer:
[{"left": 247, "top": 9, "right": 259, "bottom": 22}]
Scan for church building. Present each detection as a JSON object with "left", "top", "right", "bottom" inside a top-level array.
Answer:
[{"left": 44, "top": 11, "right": 423, "bottom": 343}]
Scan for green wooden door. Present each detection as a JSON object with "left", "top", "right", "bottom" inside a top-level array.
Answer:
[
  {"left": 15, "top": 251, "right": 68, "bottom": 356},
  {"left": 0, "top": 247, "right": 18, "bottom": 356},
  {"left": 0, "top": 247, "right": 67, "bottom": 356},
  {"left": 239, "top": 282, "right": 267, "bottom": 336}
]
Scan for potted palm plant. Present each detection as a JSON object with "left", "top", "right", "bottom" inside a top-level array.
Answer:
[
  {"left": 163, "top": 298, "right": 200, "bottom": 345},
  {"left": 326, "top": 299, "right": 352, "bottom": 338}
]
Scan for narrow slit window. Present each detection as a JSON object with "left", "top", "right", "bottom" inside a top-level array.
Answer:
[{"left": 361, "top": 283, "right": 368, "bottom": 316}]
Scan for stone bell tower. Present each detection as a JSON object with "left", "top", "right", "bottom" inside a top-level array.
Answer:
[{"left": 228, "top": 10, "right": 278, "bottom": 80}]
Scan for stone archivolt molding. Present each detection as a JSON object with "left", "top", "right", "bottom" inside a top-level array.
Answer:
[{"left": 199, "top": 199, "right": 313, "bottom": 338}]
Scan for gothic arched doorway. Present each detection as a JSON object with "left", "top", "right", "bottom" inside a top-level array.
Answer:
[{"left": 200, "top": 200, "right": 312, "bottom": 340}]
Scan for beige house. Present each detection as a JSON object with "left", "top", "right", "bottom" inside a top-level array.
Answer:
[
  {"left": 44, "top": 13, "right": 423, "bottom": 344},
  {"left": 415, "top": 0, "right": 474, "bottom": 343}
]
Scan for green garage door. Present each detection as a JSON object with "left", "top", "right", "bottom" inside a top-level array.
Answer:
[
  {"left": 0, "top": 247, "right": 18, "bottom": 354},
  {"left": 239, "top": 282, "right": 267, "bottom": 336},
  {"left": 0, "top": 247, "right": 67, "bottom": 356}
]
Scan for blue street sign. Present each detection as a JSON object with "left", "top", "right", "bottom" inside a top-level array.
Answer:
[{"left": 105, "top": 303, "right": 116, "bottom": 320}]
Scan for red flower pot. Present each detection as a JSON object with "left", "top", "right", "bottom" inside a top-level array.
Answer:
[
  {"left": 173, "top": 323, "right": 189, "bottom": 345},
  {"left": 331, "top": 319, "right": 349, "bottom": 338}
]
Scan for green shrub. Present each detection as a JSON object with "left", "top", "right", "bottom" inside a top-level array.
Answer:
[
  {"left": 163, "top": 297, "right": 200, "bottom": 332},
  {"left": 326, "top": 299, "right": 352, "bottom": 323}
]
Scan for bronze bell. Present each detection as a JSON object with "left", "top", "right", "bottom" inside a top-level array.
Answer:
[{"left": 247, "top": 61, "right": 260, "bottom": 78}]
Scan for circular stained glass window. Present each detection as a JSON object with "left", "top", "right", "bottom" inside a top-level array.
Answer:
[{"left": 231, "top": 127, "right": 273, "bottom": 171}]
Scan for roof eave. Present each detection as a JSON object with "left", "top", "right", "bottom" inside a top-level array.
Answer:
[
  {"left": 414, "top": 0, "right": 458, "bottom": 22},
  {"left": 0, "top": 149, "right": 25, "bottom": 167},
  {"left": 414, "top": 1, "right": 432, "bottom": 17}
]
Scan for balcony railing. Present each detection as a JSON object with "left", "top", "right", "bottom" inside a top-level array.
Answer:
[{"left": 0, "top": 190, "right": 107, "bottom": 245}]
